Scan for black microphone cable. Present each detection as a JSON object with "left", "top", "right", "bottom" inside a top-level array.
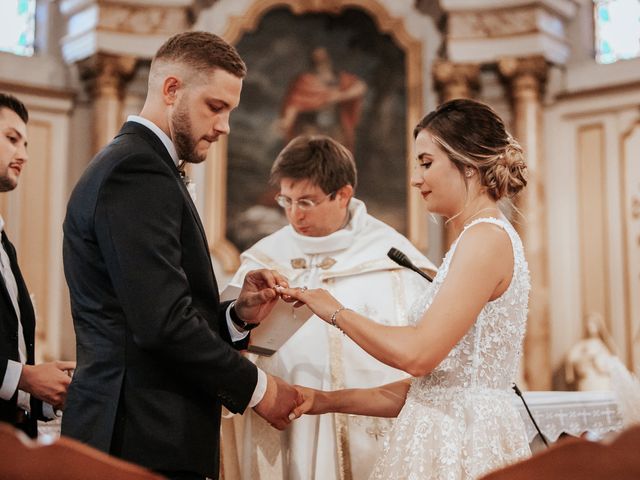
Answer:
[{"left": 512, "top": 383, "right": 549, "bottom": 448}]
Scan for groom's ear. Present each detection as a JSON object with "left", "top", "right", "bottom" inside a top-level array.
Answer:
[{"left": 163, "top": 76, "right": 182, "bottom": 105}]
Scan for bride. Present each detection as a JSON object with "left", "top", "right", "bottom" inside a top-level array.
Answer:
[{"left": 278, "top": 98, "right": 532, "bottom": 479}]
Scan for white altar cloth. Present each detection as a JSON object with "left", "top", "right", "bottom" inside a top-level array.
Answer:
[{"left": 515, "top": 390, "right": 623, "bottom": 443}]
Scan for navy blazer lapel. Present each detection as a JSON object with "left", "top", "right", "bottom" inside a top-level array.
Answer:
[
  {"left": 115, "top": 122, "right": 212, "bottom": 268},
  {"left": 0, "top": 232, "right": 18, "bottom": 318},
  {"left": 0, "top": 231, "right": 35, "bottom": 347}
]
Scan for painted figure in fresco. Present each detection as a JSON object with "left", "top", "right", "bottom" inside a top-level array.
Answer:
[{"left": 278, "top": 47, "right": 367, "bottom": 152}]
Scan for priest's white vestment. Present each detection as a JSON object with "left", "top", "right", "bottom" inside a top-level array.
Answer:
[{"left": 227, "top": 199, "right": 436, "bottom": 480}]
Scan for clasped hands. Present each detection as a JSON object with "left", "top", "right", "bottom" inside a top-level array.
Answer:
[
  {"left": 252, "top": 378, "right": 322, "bottom": 430},
  {"left": 236, "top": 270, "right": 336, "bottom": 429}
]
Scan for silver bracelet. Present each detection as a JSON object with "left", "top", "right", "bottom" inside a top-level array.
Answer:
[{"left": 330, "top": 306, "right": 348, "bottom": 330}]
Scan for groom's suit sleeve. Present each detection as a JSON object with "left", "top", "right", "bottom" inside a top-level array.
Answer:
[{"left": 94, "top": 152, "right": 257, "bottom": 413}]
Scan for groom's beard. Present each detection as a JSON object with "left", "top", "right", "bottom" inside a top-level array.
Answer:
[{"left": 171, "top": 102, "right": 206, "bottom": 164}]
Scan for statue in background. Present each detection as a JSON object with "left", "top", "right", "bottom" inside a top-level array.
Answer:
[{"left": 565, "top": 313, "right": 617, "bottom": 391}]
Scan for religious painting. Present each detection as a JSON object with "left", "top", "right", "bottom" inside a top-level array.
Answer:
[{"left": 226, "top": 7, "right": 407, "bottom": 252}]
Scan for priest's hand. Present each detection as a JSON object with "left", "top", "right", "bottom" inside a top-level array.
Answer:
[
  {"left": 254, "top": 374, "right": 303, "bottom": 430},
  {"left": 235, "top": 269, "right": 289, "bottom": 326}
]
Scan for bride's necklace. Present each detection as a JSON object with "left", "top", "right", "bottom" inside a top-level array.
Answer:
[{"left": 462, "top": 206, "right": 501, "bottom": 227}]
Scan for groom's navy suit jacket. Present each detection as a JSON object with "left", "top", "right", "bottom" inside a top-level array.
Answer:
[{"left": 61, "top": 122, "right": 258, "bottom": 477}]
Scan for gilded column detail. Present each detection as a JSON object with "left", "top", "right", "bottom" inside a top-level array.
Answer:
[
  {"left": 433, "top": 60, "right": 480, "bottom": 249},
  {"left": 498, "top": 55, "right": 551, "bottom": 390},
  {"left": 433, "top": 60, "right": 480, "bottom": 102},
  {"left": 78, "top": 54, "right": 137, "bottom": 155}
]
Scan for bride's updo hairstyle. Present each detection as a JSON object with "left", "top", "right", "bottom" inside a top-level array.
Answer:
[{"left": 414, "top": 99, "right": 527, "bottom": 201}]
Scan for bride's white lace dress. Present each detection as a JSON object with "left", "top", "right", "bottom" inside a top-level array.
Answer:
[{"left": 370, "top": 218, "right": 531, "bottom": 480}]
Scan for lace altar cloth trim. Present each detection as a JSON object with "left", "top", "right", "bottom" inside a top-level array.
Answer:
[{"left": 515, "top": 391, "right": 623, "bottom": 442}]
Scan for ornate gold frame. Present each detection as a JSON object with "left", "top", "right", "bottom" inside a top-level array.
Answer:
[{"left": 203, "top": 0, "right": 427, "bottom": 272}]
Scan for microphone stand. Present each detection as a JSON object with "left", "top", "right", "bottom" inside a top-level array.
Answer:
[{"left": 512, "top": 383, "right": 549, "bottom": 448}]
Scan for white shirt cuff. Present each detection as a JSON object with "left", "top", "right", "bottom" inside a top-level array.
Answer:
[
  {"left": 42, "top": 402, "right": 60, "bottom": 419},
  {"left": 226, "top": 302, "right": 249, "bottom": 342},
  {"left": 17, "top": 390, "right": 30, "bottom": 412},
  {"left": 248, "top": 368, "right": 267, "bottom": 408},
  {"left": 0, "top": 360, "right": 22, "bottom": 401}
]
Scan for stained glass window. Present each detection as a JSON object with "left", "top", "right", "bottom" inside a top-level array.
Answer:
[
  {"left": 594, "top": 0, "right": 640, "bottom": 64},
  {"left": 0, "top": 0, "right": 36, "bottom": 57}
]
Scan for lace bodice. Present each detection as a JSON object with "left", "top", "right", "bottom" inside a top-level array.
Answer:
[
  {"left": 370, "top": 218, "right": 531, "bottom": 479},
  {"left": 408, "top": 217, "right": 530, "bottom": 394}
]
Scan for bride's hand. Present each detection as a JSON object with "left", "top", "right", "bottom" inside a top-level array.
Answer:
[
  {"left": 288, "top": 385, "right": 324, "bottom": 419},
  {"left": 275, "top": 286, "right": 342, "bottom": 323}
]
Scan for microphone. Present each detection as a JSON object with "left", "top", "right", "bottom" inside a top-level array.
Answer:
[{"left": 387, "top": 247, "right": 433, "bottom": 282}]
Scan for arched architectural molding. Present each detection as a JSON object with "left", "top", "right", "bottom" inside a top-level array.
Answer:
[{"left": 193, "top": 0, "right": 440, "bottom": 272}]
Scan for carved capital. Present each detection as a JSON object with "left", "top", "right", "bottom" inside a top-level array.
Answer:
[
  {"left": 78, "top": 53, "right": 138, "bottom": 100},
  {"left": 498, "top": 55, "right": 549, "bottom": 100},
  {"left": 433, "top": 60, "right": 480, "bottom": 102},
  {"left": 449, "top": 6, "right": 538, "bottom": 40},
  {"left": 59, "top": 0, "right": 194, "bottom": 63},
  {"left": 98, "top": 2, "right": 190, "bottom": 35}
]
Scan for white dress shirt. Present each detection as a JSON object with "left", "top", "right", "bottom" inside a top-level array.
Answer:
[{"left": 126, "top": 116, "right": 266, "bottom": 407}]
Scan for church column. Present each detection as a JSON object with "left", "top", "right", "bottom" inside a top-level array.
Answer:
[
  {"left": 499, "top": 55, "right": 551, "bottom": 390},
  {"left": 433, "top": 61, "right": 481, "bottom": 248},
  {"left": 59, "top": 0, "right": 193, "bottom": 155},
  {"left": 78, "top": 54, "right": 137, "bottom": 155},
  {"left": 433, "top": 60, "right": 480, "bottom": 102}
]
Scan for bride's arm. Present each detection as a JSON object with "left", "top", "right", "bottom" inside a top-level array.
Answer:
[
  {"left": 278, "top": 223, "right": 513, "bottom": 377},
  {"left": 291, "top": 379, "right": 411, "bottom": 419}
]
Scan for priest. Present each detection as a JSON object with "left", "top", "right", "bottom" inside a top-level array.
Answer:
[{"left": 227, "top": 134, "right": 436, "bottom": 480}]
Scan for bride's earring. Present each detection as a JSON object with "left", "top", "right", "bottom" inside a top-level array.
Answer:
[{"left": 465, "top": 169, "right": 473, "bottom": 178}]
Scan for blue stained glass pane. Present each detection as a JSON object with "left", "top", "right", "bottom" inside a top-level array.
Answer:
[
  {"left": 599, "top": 6, "right": 610, "bottom": 21},
  {"left": 594, "top": 0, "right": 640, "bottom": 64},
  {"left": 0, "top": 0, "right": 35, "bottom": 56}
]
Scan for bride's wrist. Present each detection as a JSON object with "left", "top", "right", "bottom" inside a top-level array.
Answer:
[{"left": 315, "top": 390, "right": 334, "bottom": 414}]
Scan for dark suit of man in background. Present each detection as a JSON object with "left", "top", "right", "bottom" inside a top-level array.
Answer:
[
  {"left": 61, "top": 32, "right": 301, "bottom": 480},
  {"left": 0, "top": 93, "right": 75, "bottom": 438}
]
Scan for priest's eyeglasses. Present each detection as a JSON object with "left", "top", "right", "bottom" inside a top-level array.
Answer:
[{"left": 275, "top": 192, "right": 336, "bottom": 211}]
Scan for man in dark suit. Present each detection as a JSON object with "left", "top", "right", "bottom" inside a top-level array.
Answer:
[
  {"left": 0, "top": 93, "right": 75, "bottom": 438},
  {"left": 61, "top": 32, "right": 301, "bottom": 480}
]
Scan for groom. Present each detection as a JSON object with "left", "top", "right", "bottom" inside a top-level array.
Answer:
[{"left": 62, "top": 32, "right": 300, "bottom": 480}]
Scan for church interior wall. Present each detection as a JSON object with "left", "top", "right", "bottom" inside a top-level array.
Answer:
[{"left": 0, "top": 0, "right": 638, "bottom": 388}]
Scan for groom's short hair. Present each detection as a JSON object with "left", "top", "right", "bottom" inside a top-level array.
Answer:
[{"left": 151, "top": 31, "right": 247, "bottom": 79}]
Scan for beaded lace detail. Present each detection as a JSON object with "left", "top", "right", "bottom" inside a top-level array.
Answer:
[{"left": 370, "top": 218, "right": 532, "bottom": 480}]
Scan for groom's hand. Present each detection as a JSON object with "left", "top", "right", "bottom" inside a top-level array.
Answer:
[
  {"left": 235, "top": 269, "right": 289, "bottom": 326},
  {"left": 253, "top": 374, "right": 302, "bottom": 430}
]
